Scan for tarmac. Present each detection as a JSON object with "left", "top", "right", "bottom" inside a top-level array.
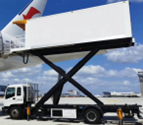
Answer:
[{"left": 0, "top": 97, "right": 143, "bottom": 125}]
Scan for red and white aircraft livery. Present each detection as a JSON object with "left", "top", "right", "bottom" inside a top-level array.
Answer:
[
  {"left": 1, "top": 0, "right": 47, "bottom": 48},
  {"left": 0, "top": 0, "right": 48, "bottom": 72}
]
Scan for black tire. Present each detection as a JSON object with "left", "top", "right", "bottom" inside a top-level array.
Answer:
[
  {"left": 84, "top": 108, "right": 102, "bottom": 124},
  {"left": 9, "top": 106, "right": 22, "bottom": 119}
]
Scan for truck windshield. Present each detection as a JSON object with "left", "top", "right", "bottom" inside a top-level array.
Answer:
[{"left": 6, "top": 88, "right": 15, "bottom": 99}]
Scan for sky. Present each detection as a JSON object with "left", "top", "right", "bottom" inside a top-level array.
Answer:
[{"left": 0, "top": 0, "right": 143, "bottom": 95}]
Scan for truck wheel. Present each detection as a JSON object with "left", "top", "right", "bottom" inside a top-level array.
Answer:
[
  {"left": 84, "top": 108, "right": 101, "bottom": 124},
  {"left": 10, "top": 107, "right": 22, "bottom": 119}
]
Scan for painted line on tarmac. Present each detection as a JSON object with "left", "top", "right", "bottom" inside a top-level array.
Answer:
[{"left": 107, "top": 100, "right": 119, "bottom": 102}]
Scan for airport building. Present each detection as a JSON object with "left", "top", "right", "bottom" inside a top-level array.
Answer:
[
  {"left": 0, "top": 85, "right": 7, "bottom": 97},
  {"left": 103, "top": 91, "right": 141, "bottom": 97},
  {"left": 66, "top": 90, "right": 80, "bottom": 96},
  {"left": 0, "top": 85, "right": 7, "bottom": 92},
  {"left": 61, "top": 90, "right": 80, "bottom": 97}
]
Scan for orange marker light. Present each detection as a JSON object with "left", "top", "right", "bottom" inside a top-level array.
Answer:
[
  {"left": 117, "top": 109, "right": 123, "bottom": 120},
  {"left": 27, "top": 107, "right": 31, "bottom": 116}
]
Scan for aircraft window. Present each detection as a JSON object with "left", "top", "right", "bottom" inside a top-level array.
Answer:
[
  {"left": 6, "top": 88, "right": 15, "bottom": 99},
  {"left": 17, "top": 87, "right": 21, "bottom": 96}
]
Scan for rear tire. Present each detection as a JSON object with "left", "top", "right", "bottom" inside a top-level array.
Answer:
[
  {"left": 84, "top": 108, "right": 101, "bottom": 124},
  {"left": 10, "top": 107, "right": 22, "bottom": 119}
]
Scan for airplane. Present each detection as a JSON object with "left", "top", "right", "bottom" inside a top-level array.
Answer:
[
  {"left": 0, "top": 0, "right": 108, "bottom": 73},
  {"left": 0, "top": 0, "right": 134, "bottom": 73},
  {"left": 0, "top": 0, "right": 48, "bottom": 72}
]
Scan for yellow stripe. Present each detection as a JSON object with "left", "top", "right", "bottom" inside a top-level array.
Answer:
[
  {"left": 107, "top": 100, "right": 119, "bottom": 102},
  {"left": 13, "top": 20, "right": 27, "bottom": 25}
]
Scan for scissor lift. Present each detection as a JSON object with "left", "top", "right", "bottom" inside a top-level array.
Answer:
[{"left": 29, "top": 39, "right": 141, "bottom": 124}]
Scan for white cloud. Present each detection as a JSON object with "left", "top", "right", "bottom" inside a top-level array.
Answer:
[
  {"left": 14, "top": 79, "right": 19, "bottom": 82},
  {"left": 12, "top": 64, "right": 42, "bottom": 77},
  {"left": 123, "top": 80, "right": 131, "bottom": 85},
  {"left": 2, "top": 79, "right": 9, "bottom": 82},
  {"left": 22, "top": 78, "right": 32, "bottom": 83},
  {"left": 43, "top": 70, "right": 58, "bottom": 77},
  {"left": 0, "top": 64, "right": 141, "bottom": 94},
  {"left": 107, "top": 0, "right": 143, "bottom": 3},
  {"left": 75, "top": 65, "right": 141, "bottom": 78},
  {"left": 75, "top": 65, "right": 106, "bottom": 77},
  {"left": 105, "top": 44, "right": 143, "bottom": 63},
  {"left": 1, "top": 71, "right": 14, "bottom": 78},
  {"left": 120, "top": 67, "right": 141, "bottom": 77}
]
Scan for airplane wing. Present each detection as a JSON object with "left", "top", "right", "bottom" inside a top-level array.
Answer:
[{"left": 0, "top": 50, "right": 107, "bottom": 72}]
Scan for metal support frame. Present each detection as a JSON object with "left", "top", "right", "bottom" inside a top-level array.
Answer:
[
  {"left": 35, "top": 48, "right": 104, "bottom": 107},
  {"left": 53, "top": 74, "right": 64, "bottom": 105}
]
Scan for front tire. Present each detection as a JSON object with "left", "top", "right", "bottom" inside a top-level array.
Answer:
[
  {"left": 84, "top": 108, "right": 101, "bottom": 124},
  {"left": 10, "top": 107, "right": 22, "bottom": 119}
]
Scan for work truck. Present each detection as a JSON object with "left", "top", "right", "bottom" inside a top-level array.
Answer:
[{"left": 2, "top": 82, "right": 142, "bottom": 124}]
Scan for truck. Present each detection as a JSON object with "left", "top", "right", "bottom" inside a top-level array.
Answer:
[{"left": 2, "top": 81, "right": 142, "bottom": 124}]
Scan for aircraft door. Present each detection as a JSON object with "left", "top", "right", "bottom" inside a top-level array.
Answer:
[{"left": 0, "top": 31, "right": 4, "bottom": 54}]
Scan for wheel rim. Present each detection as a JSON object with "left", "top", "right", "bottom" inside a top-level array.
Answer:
[
  {"left": 11, "top": 109, "right": 19, "bottom": 118},
  {"left": 86, "top": 111, "right": 97, "bottom": 122}
]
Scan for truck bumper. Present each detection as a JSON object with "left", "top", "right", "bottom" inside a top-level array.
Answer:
[{"left": 2, "top": 107, "right": 8, "bottom": 115}]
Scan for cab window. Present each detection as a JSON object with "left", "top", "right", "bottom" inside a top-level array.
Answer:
[
  {"left": 17, "top": 87, "right": 21, "bottom": 96},
  {"left": 6, "top": 88, "right": 15, "bottom": 99}
]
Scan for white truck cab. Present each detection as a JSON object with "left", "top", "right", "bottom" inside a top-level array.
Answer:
[
  {"left": 2, "top": 83, "right": 38, "bottom": 119},
  {"left": 4, "top": 84, "right": 27, "bottom": 107}
]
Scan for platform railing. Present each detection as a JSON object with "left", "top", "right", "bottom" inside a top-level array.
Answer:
[
  {"left": 10, "top": 34, "right": 25, "bottom": 50},
  {"left": 1, "top": 34, "right": 26, "bottom": 55},
  {"left": 26, "top": 83, "right": 38, "bottom": 103}
]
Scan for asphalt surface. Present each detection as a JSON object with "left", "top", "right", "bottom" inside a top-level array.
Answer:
[{"left": 0, "top": 97, "right": 143, "bottom": 125}]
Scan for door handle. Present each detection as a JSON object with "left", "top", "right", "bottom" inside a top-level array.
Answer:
[{"left": 13, "top": 98, "right": 15, "bottom": 100}]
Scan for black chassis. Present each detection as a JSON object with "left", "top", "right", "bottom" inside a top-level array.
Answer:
[{"left": 22, "top": 38, "right": 142, "bottom": 119}]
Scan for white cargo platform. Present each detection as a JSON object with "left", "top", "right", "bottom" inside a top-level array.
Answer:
[{"left": 10, "top": 1, "right": 133, "bottom": 53}]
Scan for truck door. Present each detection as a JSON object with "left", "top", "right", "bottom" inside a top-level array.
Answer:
[
  {"left": 4, "top": 87, "right": 16, "bottom": 107},
  {"left": 4, "top": 87, "right": 23, "bottom": 107},
  {"left": 16, "top": 87, "right": 23, "bottom": 104}
]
